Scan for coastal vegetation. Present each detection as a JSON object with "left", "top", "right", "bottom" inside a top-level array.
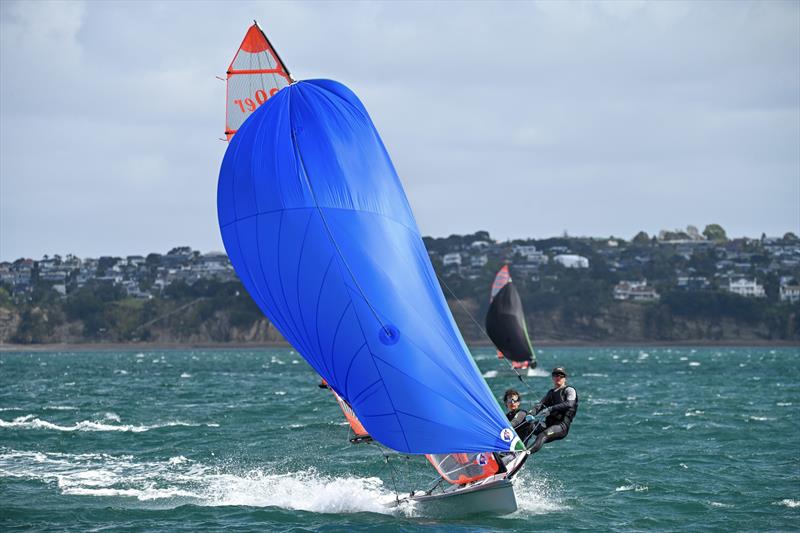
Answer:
[{"left": 1, "top": 227, "right": 798, "bottom": 345}]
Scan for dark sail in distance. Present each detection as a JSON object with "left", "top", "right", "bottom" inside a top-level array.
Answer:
[{"left": 485, "top": 266, "right": 536, "bottom": 367}]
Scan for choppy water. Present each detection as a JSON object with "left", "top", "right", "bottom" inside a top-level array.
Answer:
[{"left": 1, "top": 346, "right": 798, "bottom": 532}]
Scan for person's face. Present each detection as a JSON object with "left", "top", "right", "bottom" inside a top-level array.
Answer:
[
  {"left": 552, "top": 373, "right": 566, "bottom": 387},
  {"left": 505, "top": 395, "right": 520, "bottom": 410}
]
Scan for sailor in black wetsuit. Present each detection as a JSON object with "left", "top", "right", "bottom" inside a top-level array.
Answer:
[
  {"left": 528, "top": 367, "right": 578, "bottom": 454},
  {"left": 503, "top": 389, "right": 535, "bottom": 442}
]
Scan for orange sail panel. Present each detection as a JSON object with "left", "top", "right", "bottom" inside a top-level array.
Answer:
[
  {"left": 426, "top": 453, "right": 501, "bottom": 485},
  {"left": 331, "top": 389, "right": 371, "bottom": 442},
  {"left": 225, "top": 22, "right": 292, "bottom": 140}
]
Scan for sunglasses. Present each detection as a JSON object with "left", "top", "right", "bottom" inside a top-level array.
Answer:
[
  {"left": 552, "top": 373, "right": 566, "bottom": 378},
  {"left": 506, "top": 398, "right": 520, "bottom": 403}
]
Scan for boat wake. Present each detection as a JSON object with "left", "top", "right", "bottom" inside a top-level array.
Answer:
[
  {"left": 505, "top": 471, "right": 567, "bottom": 516},
  {"left": 0, "top": 448, "right": 401, "bottom": 515}
]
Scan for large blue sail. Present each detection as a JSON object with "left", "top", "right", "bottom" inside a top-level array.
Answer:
[{"left": 217, "top": 79, "right": 520, "bottom": 454}]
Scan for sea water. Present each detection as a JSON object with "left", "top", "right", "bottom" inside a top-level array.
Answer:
[{"left": 1, "top": 347, "right": 798, "bottom": 532}]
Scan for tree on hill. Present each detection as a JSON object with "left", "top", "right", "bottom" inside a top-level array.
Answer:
[
  {"left": 703, "top": 224, "right": 728, "bottom": 241},
  {"left": 632, "top": 231, "right": 650, "bottom": 244}
]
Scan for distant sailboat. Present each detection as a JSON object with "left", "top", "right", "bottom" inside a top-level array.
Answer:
[{"left": 486, "top": 265, "right": 537, "bottom": 372}]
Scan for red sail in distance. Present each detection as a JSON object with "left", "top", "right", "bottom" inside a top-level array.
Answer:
[{"left": 225, "top": 22, "right": 292, "bottom": 140}]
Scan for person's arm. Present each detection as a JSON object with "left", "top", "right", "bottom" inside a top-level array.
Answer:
[
  {"left": 510, "top": 409, "right": 528, "bottom": 427},
  {"left": 531, "top": 392, "right": 549, "bottom": 414},
  {"left": 547, "top": 387, "right": 577, "bottom": 413}
]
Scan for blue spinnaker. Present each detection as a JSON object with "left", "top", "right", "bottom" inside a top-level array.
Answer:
[{"left": 217, "top": 79, "right": 520, "bottom": 454}]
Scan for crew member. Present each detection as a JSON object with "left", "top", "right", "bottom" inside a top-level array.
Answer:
[
  {"left": 503, "top": 388, "right": 535, "bottom": 442},
  {"left": 528, "top": 367, "right": 578, "bottom": 454}
]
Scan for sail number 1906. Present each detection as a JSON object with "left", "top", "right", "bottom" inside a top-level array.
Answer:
[{"left": 233, "top": 88, "right": 280, "bottom": 113}]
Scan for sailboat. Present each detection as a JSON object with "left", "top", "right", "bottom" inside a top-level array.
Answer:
[
  {"left": 486, "top": 265, "right": 537, "bottom": 373},
  {"left": 218, "top": 23, "right": 530, "bottom": 516}
]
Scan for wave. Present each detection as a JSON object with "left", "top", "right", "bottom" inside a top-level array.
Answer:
[
  {"left": 0, "top": 448, "right": 398, "bottom": 515},
  {"left": 526, "top": 367, "right": 550, "bottom": 378},
  {"left": 0, "top": 415, "right": 210, "bottom": 433},
  {"left": 776, "top": 499, "right": 799, "bottom": 508},
  {"left": 615, "top": 483, "right": 648, "bottom": 492},
  {"left": 482, "top": 370, "right": 499, "bottom": 379}
]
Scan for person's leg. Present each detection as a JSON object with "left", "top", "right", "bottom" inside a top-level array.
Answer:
[{"left": 527, "top": 424, "right": 568, "bottom": 454}]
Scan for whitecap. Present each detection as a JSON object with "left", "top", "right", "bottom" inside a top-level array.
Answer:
[
  {"left": 748, "top": 416, "right": 775, "bottom": 421},
  {"left": 777, "top": 402, "right": 792, "bottom": 406},
  {"left": 582, "top": 373, "right": 608, "bottom": 378},
  {"left": 679, "top": 356, "right": 688, "bottom": 361},
  {"left": 180, "top": 373, "right": 192, "bottom": 379},
  {"left": 616, "top": 483, "right": 648, "bottom": 492},
  {"left": 710, "top": 501, "right": 733, "bottom": 508},
  {"left": 689, "top": 362, "right": 700, "bottom": 367},
  {"left": 527, "top": 367, "right": 550, "bottom": 377},
  {"left": 273, "top": 391, "right": 287, "bottom": 396},
  {"left": 776, "top": 499, "right": 799, "bottom": 508},
  {"left": 685, "top": 410, "right": 704, "bottom": 417},
  {"left": 0, "top": 415, "right": 201, "bottom": 433},
  {"left": 482, "top": 370, "right": 498, "bottom": 379}
]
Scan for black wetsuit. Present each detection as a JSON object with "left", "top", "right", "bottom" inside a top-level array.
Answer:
[
  {"left": 528, "top": 385, "right": 578, "bottom": 454},
  {"left": 506, "top": 408, "right": 535, "bottom": 442}
]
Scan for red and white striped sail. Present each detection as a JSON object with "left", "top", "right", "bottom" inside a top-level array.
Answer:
[{"left": 225, "top": 22, "right": 292, "bottom": 140}]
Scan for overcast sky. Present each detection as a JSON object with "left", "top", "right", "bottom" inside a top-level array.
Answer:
[{"left": 1, "top": 0, "right": 798, "bottom": 260}]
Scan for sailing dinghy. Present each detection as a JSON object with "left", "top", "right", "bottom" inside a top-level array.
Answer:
[
  {"left": 486, "top": 265, "right": 537, "bottom": 372},
  {"left": 218, "top": 23, "right": 531, "bottom": 517}
]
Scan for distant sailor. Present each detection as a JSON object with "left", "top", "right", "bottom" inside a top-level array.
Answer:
[
  {"left": 527, "top": 367, "right": 579, "bottom": 454},
  {"left": 503, "top": 389, "right": 535, "bottom": 442}
]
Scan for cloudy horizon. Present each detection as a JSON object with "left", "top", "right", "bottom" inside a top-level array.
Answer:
[{"left": 1, "top": 0, "right": 798, "bottom": 261}]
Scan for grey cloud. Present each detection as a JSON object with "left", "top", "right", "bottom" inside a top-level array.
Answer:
[{"left": 1, "top": 0, "right": 798, "bottom": 260}]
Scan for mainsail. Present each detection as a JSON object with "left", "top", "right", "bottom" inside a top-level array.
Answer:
[
  {"left": 224, "top": 22, "right": 292, "bottom": 140},
  {"left": 485, "top": 265, "right": 536, "bottom": 369},
  {"left": 217, "top": 79, "right": 522, "bottom": 454}
]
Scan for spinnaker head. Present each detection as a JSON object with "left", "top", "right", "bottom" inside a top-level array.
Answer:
[{"left": 217, "top": 79, "right": 517, "bottom": 454}]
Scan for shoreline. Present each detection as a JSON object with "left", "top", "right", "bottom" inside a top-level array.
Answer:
[{"left": 1, "top": 339, "right": 798, "bottom": 352}]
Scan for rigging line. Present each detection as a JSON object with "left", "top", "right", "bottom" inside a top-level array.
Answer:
[
  {"left": 369, "top": 442, "right": 400, "bottom": 502},
  {"left": 289, "top": 114, "right": 392, "bottom": 338},
  {"left": 435, "top": 272, "right": 538, "bottom": 397}
]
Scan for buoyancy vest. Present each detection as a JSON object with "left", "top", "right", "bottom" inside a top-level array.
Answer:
[{"left": 542, "top": 385, "right": 579, "bottom": 428}]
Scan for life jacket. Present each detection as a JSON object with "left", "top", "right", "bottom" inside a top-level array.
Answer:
[{"left": 542, "top": 385, "right": 579, "bottom": 428}]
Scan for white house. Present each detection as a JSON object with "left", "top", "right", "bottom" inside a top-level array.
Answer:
[
  {"left": 554, "top": 254, "right": 589, "bottom": 268},
  {"left": 780, "top": 283, "right": 800, "bottom": 303},
  {"left": 470, "top": 254, "right": 488, "bottom": 267},
  {"left": 442, "top": 253, "right": 462, "bottom": 267},
  {"left": 613, "top": 280, "right": 660, "bottom": 302},
  {"left": 728, "top": 279, "right": 766, "bottom": 298}
]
